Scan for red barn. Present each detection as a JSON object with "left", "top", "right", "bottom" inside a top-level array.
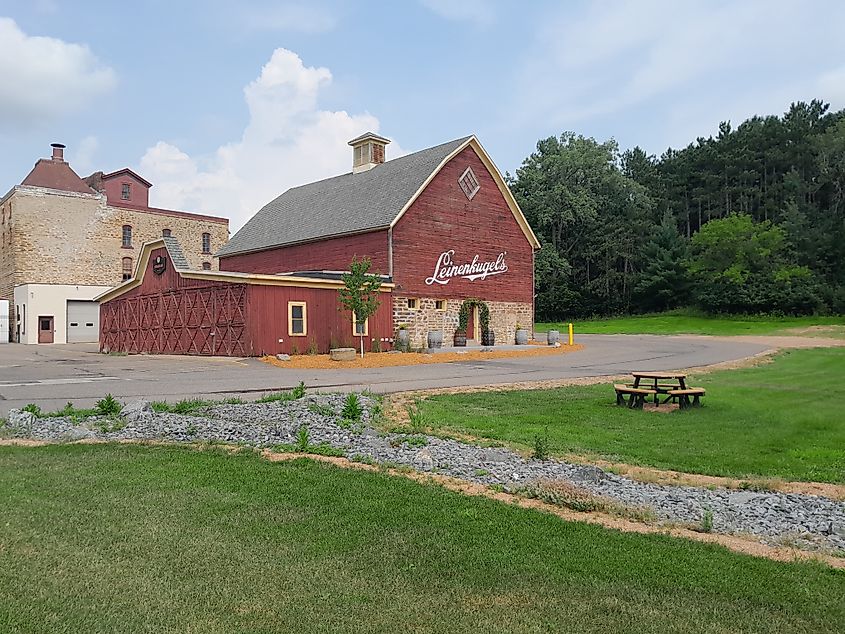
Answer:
[
  {"left": 217, "top": 134, "right": 540, "bottom": 348},
  {"left": 97, "top": 237, "right": 394, "bottom": 356}
]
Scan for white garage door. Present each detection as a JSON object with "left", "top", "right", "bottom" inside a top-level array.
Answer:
[{"left": 67, "top": 300, "right": 99, "bottom": 343}]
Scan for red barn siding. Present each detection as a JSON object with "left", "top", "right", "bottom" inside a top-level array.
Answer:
[
  {"left": 246, "top": 285, "right": 393, "bottom": 356},
  {"left": 100, "top": 247, "right": 394, "bottom": 356},
  {"left": 391, "top": 146, "right": 534, "bottom": 303},
  {"left": 220, "top": 230, "right": 390, "bottom": 275}
]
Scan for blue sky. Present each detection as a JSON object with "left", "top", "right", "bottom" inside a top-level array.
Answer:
[{"left": 2, "top": 0, "right": 844, "bottom": 230}]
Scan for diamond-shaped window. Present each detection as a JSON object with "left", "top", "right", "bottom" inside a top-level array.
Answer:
[{"left": 458, "top": 166, "right": 480, "bottom": 200}]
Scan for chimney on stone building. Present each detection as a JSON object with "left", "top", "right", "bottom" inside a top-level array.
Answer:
[
  {"left": 51, "top": 143, "right": 66, "bottom": 162},
  {"left": 348, "top": 132, "right": 390, "bottom": 174}
]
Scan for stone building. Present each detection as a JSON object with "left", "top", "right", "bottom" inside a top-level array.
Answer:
[{"left": 0, "top": 143, "right": 229, "bottom": 344}]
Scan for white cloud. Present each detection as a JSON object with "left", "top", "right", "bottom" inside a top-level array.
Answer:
[
  {"left": 507, "top": 0, "right": 845, "bottom": 149},
  {"left": 0, "top": 18, "right": 115, "bottom": 128},
  {"left": 420, "top": 0, "right": 495, "bottom": 26},
  {"left": 240, "top": 3, "right": 337, "bottom": 33},
  {"left": 69, "top": 135, "right": 99, "bottom": 175},
  {"left": 139, "top": 48, "right": 403, "bottom": 231}
]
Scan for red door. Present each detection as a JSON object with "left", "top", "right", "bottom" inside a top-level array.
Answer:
[{"left": 38, "top": 316, "right": 54, "bottom": 343}]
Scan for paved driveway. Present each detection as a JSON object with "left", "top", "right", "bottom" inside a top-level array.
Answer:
[{"left": 0, "top": 335, "right": 770, "bottom": 416}]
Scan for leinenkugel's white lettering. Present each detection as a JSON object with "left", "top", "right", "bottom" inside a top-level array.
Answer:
[{"left": 425, "top": 250, "right": 508, "bottom": 285}]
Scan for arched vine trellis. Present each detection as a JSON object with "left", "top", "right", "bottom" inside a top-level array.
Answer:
[{"left": 457, "top": 298, "right": 490, "bottom": 333}]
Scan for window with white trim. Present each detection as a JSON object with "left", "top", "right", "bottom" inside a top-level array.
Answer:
[
  {"left": 288, "top": 302, "right": 307, "bottom": 337},
  {"left": 434, "top": 300, "right": 445, "bottom": 311},
  {"left": 353, "top": 312, "right": 369, "bottom": 337},
  {"left": 407, "top": 298, "right": 418, "bottom": 309},
  {"left": 458, "top": 166, "right": 480, "bottom": 200}
]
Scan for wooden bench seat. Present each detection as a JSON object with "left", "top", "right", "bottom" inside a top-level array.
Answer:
[
  {"left": 667, "top": 388, "right": 706, "bottom": 409},
  {"left": 614, "top": 384, "right": 657, "bottom": 409}
]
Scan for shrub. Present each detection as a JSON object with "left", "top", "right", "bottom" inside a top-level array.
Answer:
[
  {"left": 307, "top": 339, "right": 319, "bottom": 355},
  {"left": 341, "top": 393, "right": 363, "bottom": 422},
  {"left": 22, "top": 403, "right": 42, "bottom": 418},
  {"left": 95, "top": 394, "right": 121, "bottom": 416},
  {"left": 699, "top": 509, "right": 714, "bottom": 533},
  {"left": 532, "top": 429, "right": 550, "bottom": 461}
]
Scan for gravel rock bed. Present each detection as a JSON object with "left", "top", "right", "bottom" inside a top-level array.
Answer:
[{"left": 6, "top": 396, "right": 844, "bottom": 554}]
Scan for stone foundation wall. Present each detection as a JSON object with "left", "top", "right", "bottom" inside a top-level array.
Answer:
[{"left": 392, "top": 296, "right": 533, "bottom": 348}]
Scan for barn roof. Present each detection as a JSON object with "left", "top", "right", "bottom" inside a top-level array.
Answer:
[
  {"left": 96, "top": 238, "right": 394, "bottom": 304},
  {"left": 220, "top": 135, "right": 540, "bottom": 259}
]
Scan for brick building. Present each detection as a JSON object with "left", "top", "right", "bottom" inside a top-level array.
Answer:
[{"left": 0, "top": 143, "right": 229, "bottom": 344}]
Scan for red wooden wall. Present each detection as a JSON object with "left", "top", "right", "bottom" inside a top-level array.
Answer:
[
  {"left": 246, "top": 285, "right": 393, "bottom": 356},
  {"left": 220, "top": 229, "right": 390, "bottom": 275},
  {"left": 100, "top": 247, "right": 394, "bottom": 356},
  {"left": 392, "top": 146, "right": 534, "bottom": 303},
  {"left": 103, "top": 172, "right": 150, "bottom": 207}
]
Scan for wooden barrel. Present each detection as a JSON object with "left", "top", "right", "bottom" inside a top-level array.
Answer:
[
  {"left": 515, "top": 329, "right": 529, "bottom": 345},
  {"left": 481, "top": 330, "right": 495, "bottom": 346},
  {"left": 453, "top": 331, "right": 467, "bottom": 347},
  {"left": 427, "top": 331, "right": 442, "bottom": 349},
  {"left": 547, "top": 330, "right": 559, "bottom": 345}
]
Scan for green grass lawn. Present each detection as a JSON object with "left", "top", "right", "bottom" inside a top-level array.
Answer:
[
  {"left": 420, "top": 348, "right": 845, "bottom": 483},
  {"left": 0, "top": 444, "right": 843, "bottom": 633},
  {"left": 537, "top": 309, "right": 845, "bottom": 336}
]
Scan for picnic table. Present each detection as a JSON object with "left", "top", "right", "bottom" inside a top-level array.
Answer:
[{"left": 615, "top": 371, "right": 705, "bottom": 409}]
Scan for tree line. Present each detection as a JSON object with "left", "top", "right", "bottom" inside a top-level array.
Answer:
[{"left": 509, "top": 100, "right": 845, "bottom": 320}]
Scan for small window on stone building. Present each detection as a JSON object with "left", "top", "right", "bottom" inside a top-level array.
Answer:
[
  {"left": 162, "top": 228, "right": 171, "bottom": 237},
  {"left": 122, "top": 225, "right": 132, "bottom": 248},
  {"left": 407, "top": 298, "right": 418, "bottom": 309},
  {"left": 458, "top": 166, "right": 480, "bottom": 201},
  {"left": 121, "top": 183, "right": 131, "bottom": 200},
  {"left": 202, "top": 261, "right": 211, "bottom": 270},
  {"left": 435, "top": 300, "right": 445, "bottom": 311},
  {"left": 202, "top": 232, "right": 211, "bottom": 254},
  {"left": 122, "top": 257, "right": 133, "bottom": 281}
]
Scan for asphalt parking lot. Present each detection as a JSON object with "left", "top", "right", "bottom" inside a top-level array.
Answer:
[{"left": 0, "top": 335, "right": 771, "bottom": 416}]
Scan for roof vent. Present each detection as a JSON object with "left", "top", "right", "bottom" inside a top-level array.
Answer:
[
  {"left": 348, "top": 132, "right": 390, "bottom": 174},
  {"left": 50, "top": 143, "right": 66, "bottom": 162}
]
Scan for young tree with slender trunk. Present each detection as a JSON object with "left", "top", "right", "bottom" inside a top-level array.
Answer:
[{"left": 338, "top": 256, "right": 383, "bottom": 358}]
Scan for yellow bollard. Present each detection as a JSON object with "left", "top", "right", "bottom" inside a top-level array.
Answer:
[{"left": 568, "top": 322, "right": 574, "bottom": 346}]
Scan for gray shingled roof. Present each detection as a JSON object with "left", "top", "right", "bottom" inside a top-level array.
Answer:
[
  {"left": 217, "top": 136, "right": 472, "bottom": 257},
  {"left": 162, "top": 236, "right": 191, "bottom": 270}
]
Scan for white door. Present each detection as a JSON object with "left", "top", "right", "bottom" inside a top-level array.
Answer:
[{"left": 66, "top": 300, "right": 99, "bottom": 343}]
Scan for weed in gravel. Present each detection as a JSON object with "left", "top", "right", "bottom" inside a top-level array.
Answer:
[
  {"left": 307, "top": 402, "right": 336, "bottom": 417},
  {"left": 698, "top": 509, "right": 714, "bottom": 533},
  {"left": 488, "top": 483, "right": 505, "bottom": 493},
  {"left": 22, "top": 404, "right": 42, "bottom": 418},
  {"left": 295, "top": 425, "right": 310, "bottom": 452},
  {"left": 406, "top": 398, "right": 426, "bottom": 433},
  {"left": 171, "top": 399, "right": 213, "bottom": 415},
  {"left": 222, "top": 397, "right": 245, "bottom": 405},
  {"left": 95, "top": 395, "right": 122, "bottom": 416},
  {"left": 350, "top": 454, "right": 376, "bottom": 466},
  {"left": 517, "top": 480, "right": 655, "bottom": 523},
  {"left": 47, "top": 402, "right": 98, "bottom": 423},
  {"left": 341, "top": 393, "right": 363, "bottom": 423},
  {"left": 257, "top": 382, "right": 306, "bottom": 404},
  {"left": 389, "top": 435, "right": 428, "bottom": 448},
  {"left": 474, "top": 469, "right": 489, "bottom": 477},
  {"left": 96, "top": 415, "right": 126, "bottom": 434},
  {"left": 186, "top": 424, "right": 198, "bottom": 436},
  {"left": 532, "top": 429, "right": 551, "bottom": 461}
]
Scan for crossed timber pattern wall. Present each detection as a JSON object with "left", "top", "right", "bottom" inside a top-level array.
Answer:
[{"left": 101, "top": 285, "right": 248, "bottom": 355}]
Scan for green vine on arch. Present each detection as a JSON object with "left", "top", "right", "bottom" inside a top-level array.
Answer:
[{"left": 457, "top": 298, "right": 490, "bottom": 333}]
